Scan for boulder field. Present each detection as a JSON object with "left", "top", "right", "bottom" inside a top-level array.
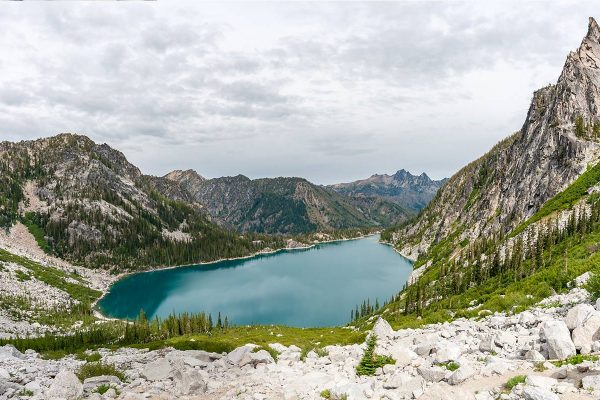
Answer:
[{"left": 2, "top": 278, "right": 600, "bottom": 399}]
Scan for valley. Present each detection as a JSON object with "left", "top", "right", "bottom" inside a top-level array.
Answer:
[{"left": 1, "top": 9, "right": 600, "bottom": 400}]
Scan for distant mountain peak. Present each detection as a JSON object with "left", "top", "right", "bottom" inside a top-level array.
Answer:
[{"left": 164, "top": 169, "right": 205, "bottom": 182}]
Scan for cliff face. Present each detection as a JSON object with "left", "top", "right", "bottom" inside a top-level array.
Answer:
[{"left": 391, "top": 18, "right": 600, "bottom": 260}]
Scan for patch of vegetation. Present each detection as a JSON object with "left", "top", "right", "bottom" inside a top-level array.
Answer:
[
  {"left": 320, "top": 389, "right": 331, "bottom": 399},
  {"left": 551, "top": 354, "right": 599, "bottom": 367},
  {"left": 505, "top": 375, "right": 526, "bottom": 390},
  {"left": 94, "top": 385, "right": 111, "bottom": 395},
  {"left": 18, "top": 389, "right": 34, "bottom": 397},
  {"left": 534, "top": 362, "right": 547, "bottom": 372},
  {"left": 356, "top": 335, "right": 395, "bottom": 376},
  {"left": 585, "top": 273, "right": 600, "bottom": 299},
  {"left": 14, "top": 269, "right": 31, "bottom": 282},
  {"left": 76, "top": 362, "right": 126, "bottom": 382},
  {"left": 253, "top": 345, "right": 279, "bottom": 362},
  {"left": 76, "top": 351, "right": 102, "bottom": 362},
  {"left": 0, "top": 249, "right": 100, "bottom": 304},
  {"left": 437, "top": 361, "right": 460, "bottom": 371},
  {"left": 21, "top": 212, "right": 52, "bottom": 254}
]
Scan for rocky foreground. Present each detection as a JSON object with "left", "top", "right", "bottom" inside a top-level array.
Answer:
[{"left": 1, "top": 276, "right": 600, "bottom": 400}]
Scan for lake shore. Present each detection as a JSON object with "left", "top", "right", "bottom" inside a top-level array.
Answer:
[{"left": 93, "top": 232, "right": 381, "bottom": 320}]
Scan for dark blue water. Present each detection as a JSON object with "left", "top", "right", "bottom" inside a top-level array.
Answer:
[{"left": 98, "top": 235, "right": 413, "bottom": 327}]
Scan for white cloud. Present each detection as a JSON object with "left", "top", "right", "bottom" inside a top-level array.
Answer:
[{"left": 0, "top": 1, "right": 597, "bottom": 183}]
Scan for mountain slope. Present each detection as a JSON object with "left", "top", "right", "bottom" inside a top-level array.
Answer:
[
  {"left": 388, "top": 17, "right": 600, "bottom": 262},
  {"left": 0, "top": 134, "right": 284, "bottom": 271},
  {"left": 329, "top": 169, "right": 446, "bottom": 213},
  {"left": 161, "top": 172, "right": 409, "bottom": 234}
]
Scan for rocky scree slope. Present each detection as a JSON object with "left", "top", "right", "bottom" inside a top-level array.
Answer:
[
  {"left": 160, "top": 170, "right": 410, "bottom": 234},
  {"left": 388, "top": 17, "right": 600, "bottom": 261},
  {"left": 2, "top": 275, "right": 600, "bottom": 399},
  {"left": 329, "top": 169, "right": 446, "bottom": 214},
  {"left": 0, "top": 134, "right": 285, "bottom": 271}
]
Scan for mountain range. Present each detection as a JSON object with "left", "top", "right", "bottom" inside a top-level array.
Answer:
[
  {"left": 0, "top": 134, "right": 444, "bottom": 269},
  {"left": 328, "top": 170, "right": 446, "bottom": 213}
]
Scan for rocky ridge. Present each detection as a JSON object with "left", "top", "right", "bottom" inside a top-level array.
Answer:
[
  {"left": 390, "top": 18, "right": 600, "bottom": 261},
  {"left": 160, "top": 172, "right": 410, "bottom": 234},
  {"left": 328, "top": 170, "right": 446, "bottom": 214}
]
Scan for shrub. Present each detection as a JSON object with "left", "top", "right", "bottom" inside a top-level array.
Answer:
[
  {"left": 438, "top": 361, "right": 460, "bottom": 371},
  {"left": 320, "top": 389, "right": 331, "bottom": 399},
  {"left": 552, "top": 354, "right": 598, "bottom": 367},
  {"left": 76, "top": 362, "right": 126, "bottom": 382},
  {"left": 356, "top": 335, "right": 395, "bottom": 376},
  {"left": 76, "top": 351, "right": 101, "bottom": 362},
  {"left": 505, "top": 375, "right": 526, "bottom": 390},
  {"left": 585, "top": 273, "right": 600, "bottom": 300}
]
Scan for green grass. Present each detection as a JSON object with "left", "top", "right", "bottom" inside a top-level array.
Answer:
[
  {"left": 551, "top": 354, "right": 599, "bottom": 367},
  {"left": 320, "top": 389, "right": 331, "bottom": 399},
  {"left": 161, "top": 325, "right": 365, "bottom": 356},
  {"left": 76, "top": 351, "right": 102, "bottom": 362},
  {"left": 21, "top": 213, "right": 52, "bottom": 254},
  {"left": 505, "top": 375, "right": 526, "bottom": 390},
  {"left": 76, "top": 362, "right": 126, "bottom": 382},
  {"left": 511, "top": 161, "right": 600, "bottom": 237},
  {"left": 585, "top": 273, "right": 600, "bottom": 299},
  {"left": 14, "top": 269, "right": 31, "bottom": 282}
]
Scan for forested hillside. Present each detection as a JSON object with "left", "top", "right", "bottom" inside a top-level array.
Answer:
[
  {"left": 160, "top": 170, "right": 411, "bottom": 234},
  {"left": 377, "top": 17, "right": 600, "bottom": 328},
  {"left": 0, "top": 134, "right": 285, "bottom": 271}
]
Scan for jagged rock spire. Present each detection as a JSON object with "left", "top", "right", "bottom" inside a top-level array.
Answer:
[{"left": 587, "top": 17, "right": 600, "bottom": 43}]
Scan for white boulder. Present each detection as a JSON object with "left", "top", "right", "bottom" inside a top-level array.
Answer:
[
  {"left": 47, "top": 370, "right": 83, "bottom": 400},
  {"left": 372, "top": 317, "right": 395, "bottom": 340},
  {"left": 571, "top": 313, "right": 600, "bottom": 353},
  {"left": 564, "top": 304, "right": 595, "bottom": 330},
  {"left": 540, "top": 320, "right": 575, "bottom": 360},
  {"left": 521, "top": 385, "right": 559, "bottom": 400}
]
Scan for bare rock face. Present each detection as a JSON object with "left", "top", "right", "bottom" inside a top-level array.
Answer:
[{"left": 392, "top": 17, "right": 600, "bottom": 260}]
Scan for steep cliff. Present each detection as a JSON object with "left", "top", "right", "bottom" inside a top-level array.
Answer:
[{"left": 390, "top": 17, "right": 600, "bottom": 261}]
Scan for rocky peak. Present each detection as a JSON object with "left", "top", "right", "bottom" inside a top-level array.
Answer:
[
  {"left": 586, "top": 16, "right": 600, "bottom": 44},
  {"left": 164, "top": 169, "right": 205, "bottom": 184},
  {"left": 391, "top": 17, "right": 600, "bottom": 260}
]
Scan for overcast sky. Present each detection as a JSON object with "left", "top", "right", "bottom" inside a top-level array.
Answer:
[{"left": 0, "top": 1, "right": 597, "bottom": 184}]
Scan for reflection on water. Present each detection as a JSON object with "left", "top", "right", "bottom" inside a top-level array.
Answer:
[{"left": 98, "top": 235, "right": 413, "bottom": 327}]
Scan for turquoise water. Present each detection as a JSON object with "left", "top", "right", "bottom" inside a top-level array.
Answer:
[{"left": 98, "top": 235, "right": 413, "bottom": 327}]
